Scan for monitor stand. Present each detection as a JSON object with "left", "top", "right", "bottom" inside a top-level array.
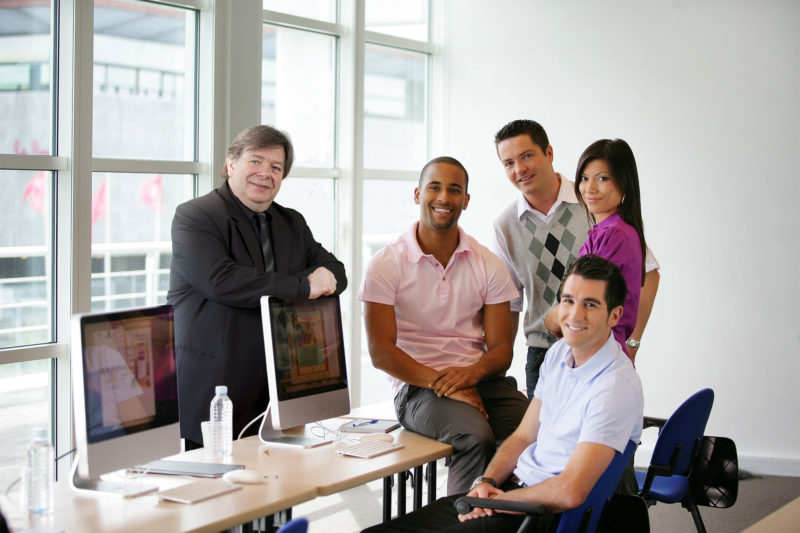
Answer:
[
  {"left": 70, "top": 456, "right": 157, "bottom": 498},
  {"left": 257, "top": 406, "right": 332, "bottom": 449}
]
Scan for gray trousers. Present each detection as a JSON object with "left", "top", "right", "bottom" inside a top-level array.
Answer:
[{"left": 394, "top": 376, "right": 529, "bottom": 495}]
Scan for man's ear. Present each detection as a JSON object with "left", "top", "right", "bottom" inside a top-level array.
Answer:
[
  {"left": 462, "top": 193, "right": 470, "bottom": 211},
  {"left": 414, "top": 187, "right": 421, "bottom": 205},
  {"left": 607, "top": 305, "right": 623, "bottom": 328},
  {"left": 226, "top": 155, "right": 235, "bottom": 175}
]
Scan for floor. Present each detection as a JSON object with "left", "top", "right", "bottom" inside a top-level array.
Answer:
[{"left": 291, "top": 461, "right": 800, "bottom": 533}]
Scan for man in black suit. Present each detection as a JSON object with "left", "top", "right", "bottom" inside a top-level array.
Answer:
[{"left": 168, "top": 125, "right": 347, "bottom": 448}]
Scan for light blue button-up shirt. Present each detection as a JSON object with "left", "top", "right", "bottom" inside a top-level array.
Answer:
[{"left": 514, "top": 333, "right": 643, "bottom": 487}]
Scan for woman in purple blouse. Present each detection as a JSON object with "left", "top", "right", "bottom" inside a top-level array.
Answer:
[{"left": 573, "top": 139, "right": 647, "bottom": 358}]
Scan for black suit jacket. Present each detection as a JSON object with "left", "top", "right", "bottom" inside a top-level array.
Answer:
[{"left": 167, "top": 183, "right": 347, "bottom": 443}]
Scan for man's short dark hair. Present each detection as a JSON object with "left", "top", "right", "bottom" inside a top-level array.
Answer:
[
  {"left": 559, "top": 254, "right": 627, "bottom": 312},
  {"left": 223, "top": 125, "right": 295, "bottom": 179},
  {"left": 419, "top": 156, "right": 469, "bottom": 191},
  {"left": 494, "top": 119, "right": 550, "bottom": 154}
]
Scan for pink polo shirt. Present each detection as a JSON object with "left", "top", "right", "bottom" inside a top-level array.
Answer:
[{"left": 358, "top": 222, "right": 519, "bottom": 396}]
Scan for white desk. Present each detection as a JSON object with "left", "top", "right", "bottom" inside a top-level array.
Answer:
[
  {"left": 184, "top": 422, "right": 452, "bottom": 522},
  {"left": 1, "top": 424, "right": 451, "bottom": 532},
  {"left": 742, "top": 495, "right": 800, "bottom": 533},
  {"left": 2, "top": 474, "right": 315, "bottom": 533}
]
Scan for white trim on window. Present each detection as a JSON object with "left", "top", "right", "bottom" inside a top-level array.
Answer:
[{"left": 0, "top": 154, "right": 68, "bottom": 171}]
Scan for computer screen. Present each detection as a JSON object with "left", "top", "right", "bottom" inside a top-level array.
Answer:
[
  {"left": 71, "top": 304, "right": 180, "bottom": 481},
  {"left": 260, "top": 295, "right": 349, "bottom": 438}
]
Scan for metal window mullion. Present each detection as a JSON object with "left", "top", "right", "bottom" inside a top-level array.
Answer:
[
  {"left": 53, "top": 0, "right": 94, "bottom": 482},
  {"left": 364, "top": 30, "right": 434, "bottom": 54},
  {"left": 336, "top": 0, "right": 366, "bottom": 407},
  {"left": 91, "top": 158, "right": 205, "bottom": 175},
  {"left": 262, "top": 9, "right": 345, "bottom": 36},
  {"left": 0, "top": 154, "right": 68, "bottom": 171}
]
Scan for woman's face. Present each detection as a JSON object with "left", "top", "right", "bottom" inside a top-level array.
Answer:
[{"left": 578, "top": 158, "right": 623, "bottom": 223}]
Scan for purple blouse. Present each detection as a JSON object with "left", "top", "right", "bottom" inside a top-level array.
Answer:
[{"left": 579, "top": 213, "right": 642, "bottom": 358}]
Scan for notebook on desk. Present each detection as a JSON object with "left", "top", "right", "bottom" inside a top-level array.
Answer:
[
  {"left": 340, "top": 419, "right": 400, "bottom": 434},
  {"left": 134, "top": 459, "right": 244, "bottom": 478}
]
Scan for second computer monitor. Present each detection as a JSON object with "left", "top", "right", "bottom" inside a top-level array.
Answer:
[
  {"left": 71, "top": 304, "right": 180, "bottom": 486},
  {"left": 260, "top": 295, "right": 350, "bottom": 432}
]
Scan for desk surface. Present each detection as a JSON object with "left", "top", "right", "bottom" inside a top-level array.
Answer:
[
  {"left": 214, "top": 427, "right": 452, "bottom": 496},
  {"left": 1, "top": 423, "right": 451, "bottom": 533},
  {"left": 742, "top": 495, "right": 800, "bottom": 533},
  {"left": 2, "top": 474, "right": 315, "bottom": 533}
]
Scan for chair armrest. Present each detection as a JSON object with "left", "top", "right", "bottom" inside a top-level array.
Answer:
[
  {"left": 454, "top": 496, "right": 546, "bottom": 515},
  {"left": 643, "top": 416, "right": 667, "bottom": 429}
]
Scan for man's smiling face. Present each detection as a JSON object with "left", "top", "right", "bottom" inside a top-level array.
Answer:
[
  {"left": 497, "top": 134, "right": 557, "bottom": 202},
  {"left": 558, "top": 274, "right": 622, "bottom": 360},
  {"left": 415, "top": 162, "right": 470, "bottom": 231},
  {"left": 226, "top": 145, "right": 285, "bottom": 212}
]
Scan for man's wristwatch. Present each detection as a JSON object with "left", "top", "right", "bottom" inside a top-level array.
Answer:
[
  {"left": 469, "top": 476, "right": 497, "bottom": 491},
  {"left": 626, "top": 337, "right": 641, "bottom": 349}
]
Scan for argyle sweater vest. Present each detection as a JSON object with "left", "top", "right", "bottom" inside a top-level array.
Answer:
[{"left": 493, "top": 201, "right": 590, "bottom": 349}]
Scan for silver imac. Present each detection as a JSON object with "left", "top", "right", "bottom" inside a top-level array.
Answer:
[
  {"left": 70, "top": 304, "right": 180, "bottom": 496},
  {"left": 259, "top": 295, "right": 350, "bottom": 447}
]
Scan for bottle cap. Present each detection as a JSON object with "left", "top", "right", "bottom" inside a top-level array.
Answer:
[
  {"left": 215, "top": 385, "right": 228, "bottom": 395},
  {"left": 33, "top": 427, "right": 48, "bottom": 440}
]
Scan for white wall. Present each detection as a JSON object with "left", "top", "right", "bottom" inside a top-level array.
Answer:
[{"left": 440, "top": 0, "right": 800, "bottom": 474}]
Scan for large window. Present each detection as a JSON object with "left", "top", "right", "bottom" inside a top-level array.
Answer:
[
  {"left": 90, "top": 172, "right": 194, "bottom": 311},
  {"left": 0, "top": 0, "right": 55, "bottom": 494},
  {"left": 90, "top": 1, "right": 198, "bottom": 311},
  {"left": 0, "top": 2, "right": 438, "bottom": 503},
  {"left": 93, "top": 0, "right": 196, "bottom": 161},
  {"left": 262, "top": 2, "right": 433, "bottom": 405},
  {"left": 364, "top": 44, "right": 428, "bottom": 171},
  {"left": 0, "top": 0, "right": 205, "bottom": 497}
]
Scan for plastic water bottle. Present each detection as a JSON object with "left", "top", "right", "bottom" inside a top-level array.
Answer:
[
  {"left": 26, "top": 428, "right": 54, "bottom": 514},
  {"left": 209, "top": 385, "right": 233, "bottom": 456}
]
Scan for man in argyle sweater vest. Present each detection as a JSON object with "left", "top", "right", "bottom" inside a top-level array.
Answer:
[{"left": 490, "top": 120, "right": 591, "bottom": 398}]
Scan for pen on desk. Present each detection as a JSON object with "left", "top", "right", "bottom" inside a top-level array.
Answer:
[{"left": 353, "top": 419, "right": 378, "bottom": 427}]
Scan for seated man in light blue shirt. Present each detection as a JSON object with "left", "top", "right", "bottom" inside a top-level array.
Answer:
[{"left": 362, "top": 254, "right": 643, "bottom": 533}]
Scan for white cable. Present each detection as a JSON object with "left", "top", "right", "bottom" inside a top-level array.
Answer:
[
  {"left": 308, "top": 420, "right": 347, "bottom": 443},
  {"left": 237, "top": 402, "right": 269, "bottom": 440}
]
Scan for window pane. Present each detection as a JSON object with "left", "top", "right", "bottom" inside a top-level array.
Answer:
[
  {"left": 277, "top": 177, "right": 336, "bottom": 253},
  {"left": 263, "top": 0, "right": 336, "bottom": 23},
  {"left": 0, "top": 360, "right": 51, "bottom": 499},
  {"left": 366, "top": 0, "right": 428, "bottom": 41},
  {"left": 90, "top": 172, "right": 193, "bottom": 311},
  {"left": 360, "top": 179, "right": 418, "bottom": 405},
  {"left": 364, "top": 45, "right": 427, "bottom": 171},
  {"left": 93, "top": 1, "right": 197, "bottom": 160},
  {"left": 0, "top": 1, "right": 53, "bottom": 155},
  {"left": 0, "top": 170, "right": 52, "bottom": 348},
  {"left": 262, "top": 25, "right": 336, "bottom": 168}
]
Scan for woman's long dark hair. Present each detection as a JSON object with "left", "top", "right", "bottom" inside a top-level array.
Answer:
[{"left": 574, "top": 139, "right": 646, "bottom": 286}]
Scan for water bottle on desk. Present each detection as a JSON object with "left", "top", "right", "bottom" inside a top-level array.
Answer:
[
  {"left": 26, "top": 428, "right": 54, "bottom": 514},
  {"left": 209, "top": 385, "right": 233, "bottom": 456}
]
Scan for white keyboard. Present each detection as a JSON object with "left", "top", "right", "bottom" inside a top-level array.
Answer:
[
  {"left": 337, "top": 440, "right": 404, "bottom": 459},
  {"left": 157, "top": 478, "right": 242, "bottom": 504}
]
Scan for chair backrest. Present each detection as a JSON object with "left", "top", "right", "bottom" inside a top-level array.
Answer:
[
  {"left": 689, "top": 435, "right": 738, "bottom": 508},
  {"left": 556, "top": 439, "right": 637, "bottom": 533},
  {"left": 276, "top": 517, "right": 308, "bottom": 533},
  {"left": 650, "top": 388, "right": 714, "bottom": 477}
]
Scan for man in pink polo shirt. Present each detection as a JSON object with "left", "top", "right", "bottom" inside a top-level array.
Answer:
[{"left": 359, "top": 156, "right": 529, "bottom": 495}]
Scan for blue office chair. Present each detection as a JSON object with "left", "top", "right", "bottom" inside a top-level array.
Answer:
[
  {"left": 276, "top": 517, "right": 308, "bottom": 533},
  {"left": 636, "top": 388, "right": 714, "bottom": 533},
  {"left": 455, "top": 439, "right": 637, "bottom": 533}
]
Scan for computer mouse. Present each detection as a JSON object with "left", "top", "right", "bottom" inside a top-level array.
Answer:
[
  {"left": 359, "top": 433, "right": 394, "bottom": 443},
  {"left": 222, "top": 469, "right": 265, "bottom": 484}
]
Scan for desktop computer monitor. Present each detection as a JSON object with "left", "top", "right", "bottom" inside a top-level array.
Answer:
[
  {"left": 71, "top": 304, "right": 180, "bottom": 494},
  {"left": 259, "top": 295, "right": 350, "bottom": 447}
]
